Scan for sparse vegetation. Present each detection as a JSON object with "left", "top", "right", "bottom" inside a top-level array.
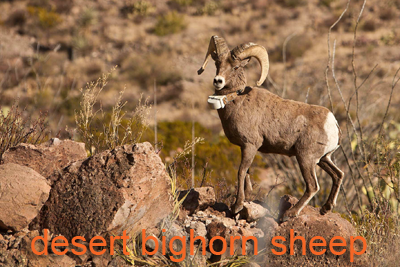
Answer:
[
  {"left": 27, "top": 6, "right": 62, "bottom": 29},
  {"left": 78, "top": 8, "right": 96, "bottom": 28},
  {"left": 0, "top": 103, "right": 48, "bottom": 160},
  {"left": 121, "top": 0, "right": 155, "bottom": 19},
  {"left": 197, "top": 1, "right": 220, "bottom": 16},
  {"left": 75, "top": 68, "right": 151, "bottom": 155},
  {"left": 154, "top": 11, "right": 186, "bottom": 36}
]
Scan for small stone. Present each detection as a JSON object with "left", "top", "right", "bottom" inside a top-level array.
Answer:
[{"left": 240, "top": 201, "right": 270, "bottom": 223}]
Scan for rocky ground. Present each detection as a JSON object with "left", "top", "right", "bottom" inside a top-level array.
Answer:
[{"left": 0, "top": 140, "right": 367, "bottom": 266}]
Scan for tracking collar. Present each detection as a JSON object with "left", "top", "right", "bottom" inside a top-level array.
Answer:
[{"left": 207, "top": 90, "right": 242, "bottom": 110}]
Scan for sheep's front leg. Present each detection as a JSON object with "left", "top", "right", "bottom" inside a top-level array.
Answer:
[{"left": 232, "top": 145, "right": 257, "bottom": 214}]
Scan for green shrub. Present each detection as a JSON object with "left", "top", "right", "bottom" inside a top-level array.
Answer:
[
  {"left": 154, "top": 11, "right": 186, "bottom": 36},
  {"left": 27, "top": 6, "right": 62, "bottom": 29}
]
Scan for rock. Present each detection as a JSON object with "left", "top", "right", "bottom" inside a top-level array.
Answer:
[
  {"left": 107, "top": 256, "right": 131, "bottom": 267},
  {"left": 211, "top": 202, "right": 233, "bottom": 218},
  {"left": 31, "top": 142, "right": 173, "bottom": 241},
  {"left": 179, "top": 187, "right": 216, "bottom": 215},
  {"left": 188, "top": 221, "right": 207, "bottom": 239},
  {"left": 240, "top": 201, "right": 270, "bottom": 222},
  {"left": 0, "top": 229, "right": 76, "bottom": 267},
  {"left": 265, "top": 195, "right": 368, "bottom": 266},
  {"left": 0, "top": 163, "right": 50, "bottom": 231},
  {"left": 1, "top": 138, "right": 87, "bottom": 180},
  {"left": 91, "top": 254, "right": 111, "bottom": 267}
]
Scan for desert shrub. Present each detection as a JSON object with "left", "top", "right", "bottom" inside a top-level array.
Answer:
[
  {"left": 27, "top": 6, "right": 62, "bottom": 29},
  {"left": 0, "top": 103, "right": 48, "bottom": 159},
  {"left": 78, "top": 8, "right": 96, "bottom": 27},
  {"left": 53, "top": 0, "right": 74, "bottom": 14},
  {"left": 72, "top": 35, "right": 93, "bottom": 55},
  {"left": 6, "top": 9, "right": 27, "bottom": 26},
  {"left": 120, "top": 0, "right": 155, "bottom": 18},
  {"left": 379, "top": 6, "right": 396, "bottom": 21},
  {"left": 362, "top": 18, "right": 377, "bottom": 31},
  {"left": 75, "top": 68, "right": 151, "bottom": 155},
  {"left": 154, "top": 11, "right": 186, "bottom": 36},
  {"left": 381, "top": 30, "right": 399, "bottom": 45},
  {"left": 197, "top": 1, "right": 220, "bottom": 15}
]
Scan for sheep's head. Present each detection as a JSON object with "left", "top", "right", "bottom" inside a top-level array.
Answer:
[{"left": 198, "top": 36, "right": 269, "bottom": 93}]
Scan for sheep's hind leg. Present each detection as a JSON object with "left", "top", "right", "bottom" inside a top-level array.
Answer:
[
  {"left": 317, "top": 153, "right": 344, "bottom": 215},
  {"left": 244, "top": 169, "right": 253, "bottom": 199},
  {"left": 232, "top": 145, "right": 257, "bottom": 214},
  {"left": 282, "top": 156, "right": 320, "bottom": 221}
]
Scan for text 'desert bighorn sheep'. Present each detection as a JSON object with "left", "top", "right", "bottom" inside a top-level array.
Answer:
[{"left": 198, "top": 36, "right": 343, "bottom": 220}]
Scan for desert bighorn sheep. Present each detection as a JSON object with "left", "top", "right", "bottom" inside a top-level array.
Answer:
[{"left": 198, "top": 36, "right": 343, "bottom": 220}]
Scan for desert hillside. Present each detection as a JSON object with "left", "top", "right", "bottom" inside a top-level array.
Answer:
[{"left": 1, "top": 0, "right": 400, "bottom": 265}]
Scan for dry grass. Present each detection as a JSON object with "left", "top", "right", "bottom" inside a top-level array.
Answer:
[
  {"left": 75, "top": 68, "right": 152, "bottom": 155},
  {"left": 0, "top": 103, "right": 48, "bottom": 160}
]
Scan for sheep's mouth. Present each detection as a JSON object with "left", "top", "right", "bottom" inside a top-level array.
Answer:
[{"left": 214, "top": 84, "right": 224, "bottom": 90}]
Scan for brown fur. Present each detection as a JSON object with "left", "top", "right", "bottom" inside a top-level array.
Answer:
[{"left": 201, "top": 41, "right": 343, "bottom": 219}]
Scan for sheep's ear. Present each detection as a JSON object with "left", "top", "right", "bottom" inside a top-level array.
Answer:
[{"left": 240, "top": 58, "right": 251, "bottom": 67}]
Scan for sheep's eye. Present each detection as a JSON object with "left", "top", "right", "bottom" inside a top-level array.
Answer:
[{"left": 233, "top": 66, "right": 239, "bottom": 70}]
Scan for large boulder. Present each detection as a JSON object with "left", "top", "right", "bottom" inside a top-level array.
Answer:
[
  {"left": 264, "top": 195, "right": 368, "bottom": 266},
  {"left": 1, "top": 138, "right": 87, "bottom": 180},
  {"left": 30, "top": 142, "right": 173, "bottom": 240},
  {"left": 0, "top": 163, "right": 50, "bottom": 231}
]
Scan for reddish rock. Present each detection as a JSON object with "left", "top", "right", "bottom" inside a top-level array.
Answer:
[
  {"left": 31, "top": 142, "right": 173, "bottom": 241},
  {"left": 179, "top": 187, "right": 216, "bottom": 215},
  {"left": 265, "top": 195, "right": 368, "bottom": 266},
  {"left": 1, "top": 138, "right": 87, "bottom": 180},
  {"left": 0, "top": 229, "right": 76, "bottom": 267},
  {"left": 0, "top": 163, "right": 50, "bottom": 231}
]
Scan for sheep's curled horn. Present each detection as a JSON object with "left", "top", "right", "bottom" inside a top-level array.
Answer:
[{"left": 197, "top": 36, "right": 270, "bottom": 87}]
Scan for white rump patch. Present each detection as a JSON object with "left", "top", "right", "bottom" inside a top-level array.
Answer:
[{"left": 323, "top": 112, "right": 340, "bottom": 156}]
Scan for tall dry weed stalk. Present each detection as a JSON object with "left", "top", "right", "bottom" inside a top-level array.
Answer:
[
  {"left": 324, "top": 0, "right": 400, "bottom": 264},
  {"left": 75, "top": 67, "right": 151, "bottom": 155},
  {"left": 0, "top": 103, "right": 48, "bottom": 159}
]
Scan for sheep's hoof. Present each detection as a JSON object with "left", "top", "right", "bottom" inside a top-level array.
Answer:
[
  {"left": 320, "top": 203, "right": 333, "bottom": 215},
  {"left": 231, "top": 203, "right": 244, "bottom": 215}
]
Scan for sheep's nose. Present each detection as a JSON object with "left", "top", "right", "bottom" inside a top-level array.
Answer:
[{"left": 214, "top": 78, "right": 223, "bottom": 84}]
